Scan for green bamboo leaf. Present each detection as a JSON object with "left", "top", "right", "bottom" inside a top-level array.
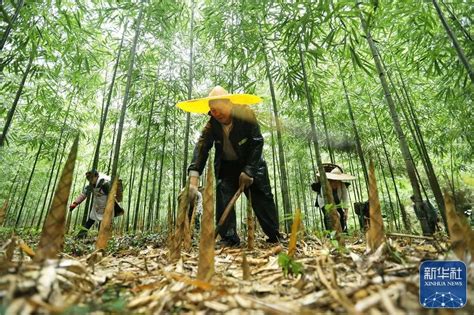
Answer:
[
  {"left": 84, "top": 57, "right": 90, "bottom": 73},
  {"left": 63, "top": 11, "right": 72, "bottom": 31},
  {"left": 0, "top": 5, "right": 12, "bottom": 26},
  {"left": 73, "top": 11, "right": 82, "bottom": 28}
]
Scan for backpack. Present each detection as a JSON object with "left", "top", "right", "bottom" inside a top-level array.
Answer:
[{"left": 97, "top": 178, "right": 124, "bottom": 202}]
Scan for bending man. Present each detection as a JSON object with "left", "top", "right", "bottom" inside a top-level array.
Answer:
[{"left": 178, "top": 86, "right": 280, "bottom": 247}]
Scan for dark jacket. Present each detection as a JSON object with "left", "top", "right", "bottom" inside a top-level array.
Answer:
[{"left": 188, "top": 105, "right": 265, "bottom": 178}]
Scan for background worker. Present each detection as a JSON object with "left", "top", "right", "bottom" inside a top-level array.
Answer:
[
  {"left": 314, "top": 167, "right": 356, "bottom": 232},
  {"left": 69, "top": 169, "right": 123, "bottom": 238}
]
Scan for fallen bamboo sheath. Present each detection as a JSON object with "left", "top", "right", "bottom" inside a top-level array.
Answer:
[
  {"left": 354, "top": 282, "right": 406, "bottom": 313},
  {"left": 387, "top": 233, "right": 434, "bottom": 240},
  {"left": 215, "top": 185, "right": 244, "bottom": 239},
  {"left": 315, "top": 258, "right": 355, "bottom": 313},
  {"left": 262, "top": 245, "right": 283, "bottom": 258}
]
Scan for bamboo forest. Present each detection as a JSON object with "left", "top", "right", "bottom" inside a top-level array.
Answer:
[{"left": 0, "top": 0, "right": 473, "bottom": 313}]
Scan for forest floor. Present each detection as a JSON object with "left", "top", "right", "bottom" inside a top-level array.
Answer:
[{"left": 0, "top": 230, "right": 473, "bottom": 314}]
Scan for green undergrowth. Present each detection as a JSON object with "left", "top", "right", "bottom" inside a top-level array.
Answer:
[
  {"left": 63, "top": 284, "right": 129, "bottom": 314},
  {"left": 0, "top": 227, "right": 166, "bottom": 257},
  {"left": 278, "top": 253, "right": 304, "bottom": 277}
]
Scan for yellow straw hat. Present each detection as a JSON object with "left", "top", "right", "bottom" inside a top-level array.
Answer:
[{"left": 176, "top": 86, "right": 262, "bottom": 114}]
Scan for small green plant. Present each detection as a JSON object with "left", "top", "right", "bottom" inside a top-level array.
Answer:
[
  {"left": 278, "top": 253, "right": 304, "bottom": 277},
  {"left": 323, "top": 202, "right": 347, "bottom": 214},
  {"left": 328, "top": 230, "right": 349, "bottom": 254},
  {"left": 328, "top": 230, "right": 339, "bottom": 248},
  {"left": 63, "top": 285, "right": 128, "bottom": 314},
  {"left": 324, "top": 203, "right": 334, "bottom": 213},
  {"left": 313, "top": 229, "right": 332, "bottom": 238}
]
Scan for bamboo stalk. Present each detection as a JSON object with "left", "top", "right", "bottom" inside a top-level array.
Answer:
[
  {"left": 432, "top": 0, "right": 474, "bottom": 83},
  {"left": 181, "top": 0, "right": 196, "bottom": 185}
]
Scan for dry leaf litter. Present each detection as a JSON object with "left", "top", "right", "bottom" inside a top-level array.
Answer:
[{"left": 1, "top": 232, "right": 473, "bottom": 314}]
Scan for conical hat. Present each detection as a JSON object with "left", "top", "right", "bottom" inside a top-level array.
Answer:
[
  {"left": 326, "top": 168, "right": 356, "bottom": 181},
  {"left": 176, "top": 86, "right": 262, "bottom": 113}
]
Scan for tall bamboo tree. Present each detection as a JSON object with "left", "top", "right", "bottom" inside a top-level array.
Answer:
[
  {"left": 0, "top": 0, "right": 25, "bottom": 52},
  {"left": 0, "top": 43, "right": 35, "bottom": 147},
  {"left": 181, "top": 0, "right": 195, "bottom": 186},
  {"left": 155, "top": 95, "right": 171, "bottom": 228},
  {"left": 432, "top": 0, "right": 474, "bottom": 83},
  {"left": 133, "top": 75, "right": 157, "bottom": 232},
  {"left": 15, "top": 142, "right": 42, "bottom": 227},
  {"left": 92, "top": 22, "right": 128, "bottom": 172},
  {"left": 358, "top": 7, "right": 431, "bottom": 234},
  {"left": 337, "top": 61, "right": 369, "bottom": 194},
  {"left": 393, "top": 60, "right": 448, "bottom": 228},
  {"left": 37, "top": 98, "right": 74, "bottom": 229},
  {"left": 297, "top": 39, "right": 339, "bottom": 234},
  {"left": 369, "top": 93, "right": 410, "bottom": 231},
  {"left": 261, "top": 38, "right": 292, "bottom": 232},
  {"left": 111, "top": 2, "right": 144, "bottom": 181}
]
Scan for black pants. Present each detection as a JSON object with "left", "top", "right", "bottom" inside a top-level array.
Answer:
[
  {"left": 77, "top": 217, "right": 97, "bottom": 238},
  {"left": 77, "top": 201, "right": 123, "bottom": 238},
  {"left": 84, "top": 217, "right": 96, "bottom": 229},
  {"left": 216, "top": 160, "right": 280, "bottom": 243},
  {"left": 323, "top": 207, "right": 347, "bottom": 232}
]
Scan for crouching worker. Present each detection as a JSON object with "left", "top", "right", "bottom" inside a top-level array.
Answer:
[
  {"left": 69, "top": 170, "right": 124, "bottom": 238},
  {"left": 177, "top": 86, "right": 280, "bottom": 247},
  {"left": 410, "top": 195, "right": 439, "bottom": 236},
  {"left": 314, "top": 166, "right": 356, "bottom": 233}
]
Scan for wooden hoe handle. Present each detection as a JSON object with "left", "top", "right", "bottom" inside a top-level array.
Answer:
[{"left": 214, "top": 185, "right": 244, "bottom": 239}]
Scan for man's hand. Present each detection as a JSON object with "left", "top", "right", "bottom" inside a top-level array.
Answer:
[
  {"left": 239, "top": 172, "right": 254, "bottom": 188},
  {"left": 69, "top": 202, "right": 78, "bottom": 211},
  {"left": 188, "top": 175, "right": 199, "bottom": 203}
]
